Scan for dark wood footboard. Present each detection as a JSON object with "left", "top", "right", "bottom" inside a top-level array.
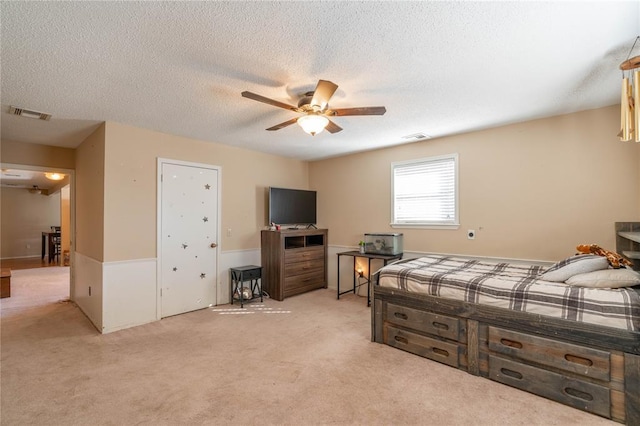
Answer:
[{"left": 372, "top": 284, "right": 640, "bottom": 424}]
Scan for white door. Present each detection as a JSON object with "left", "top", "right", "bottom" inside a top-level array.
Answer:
[{"left": 160, "top": 161, "right": 219, "bottom": 318}]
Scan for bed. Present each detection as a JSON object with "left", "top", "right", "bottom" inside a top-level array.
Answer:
[{"left": 371, "top": 254, "right": 640, "bottom": 424}]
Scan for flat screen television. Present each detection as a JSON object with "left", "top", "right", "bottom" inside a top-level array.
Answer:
[{"left": 268, "top": 187, "right": 317, "bottom": 226}]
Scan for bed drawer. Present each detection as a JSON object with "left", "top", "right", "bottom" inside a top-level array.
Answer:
[
  {"left": 489, "top": 356, "right": 611, "bottom": 418},
  {"left": 488, "top": 327, "right": 610, "bottom": 381},
  {"left": 385, "top": 326, "right": 461, "bottom": 368},
  {"left": 385, "top": 303, "right": 460, "bottom": 341}
]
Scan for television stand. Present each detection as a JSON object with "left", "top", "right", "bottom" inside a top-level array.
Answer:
[
  {"left": 261, "top": 228, "right": 328, "bottom": 301},
  {"left": 306, "top": 224, "right": 317, "bottom": 229}
]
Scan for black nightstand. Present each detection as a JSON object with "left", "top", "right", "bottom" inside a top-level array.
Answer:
[{"left": 229, "top": 265, "right": 263, "bottom": 308}]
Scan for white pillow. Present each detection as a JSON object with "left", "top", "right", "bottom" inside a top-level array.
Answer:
[
  {"left": 565, "top": 268, "right": 640, "bottom": 288},
  {"left": 540, "top": 254, "right": 610, "bottom": 282}
]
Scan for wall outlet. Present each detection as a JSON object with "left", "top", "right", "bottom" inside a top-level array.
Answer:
[{"left": 467, "top": 230, "right": 475, "bottom": 240}]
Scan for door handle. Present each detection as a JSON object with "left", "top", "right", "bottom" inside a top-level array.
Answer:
[{"left": 210, "top": 243, "right": 218, "bottom": 248}]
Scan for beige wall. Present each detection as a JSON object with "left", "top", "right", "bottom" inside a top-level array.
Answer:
[
  {"left": 102, "top": 121, "right": 308, "bottom": 262},
  {"left": 0, "top": 139, "right": 75, "bottom": 169},
  {"left": 1, "top": 187, "right": 60, "bottom": 258},
  {"left": 310, "top": 105, "right": 640, "bottom": 262},
  {"left": 75, "top": 124, "right": 106, "bottom": 261}
]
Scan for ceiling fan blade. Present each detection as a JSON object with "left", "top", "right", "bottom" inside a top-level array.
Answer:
[
  {"left": 311, "top": 80, "right": 338, "bottom": 110},
  {"left": 266, "top": 117, "right": 299, "bottom": 131},
  {"left": 241, "top": 91, "right": 299, "bottom": 112},
  {"left": 329, "top": 106, "right": 387, "bottom": 116},
  {"left": 325, "top": 119, "right": 343, "bottom": 134}
]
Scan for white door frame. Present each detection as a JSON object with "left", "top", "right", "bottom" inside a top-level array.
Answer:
[{"left": 156, "top": 158, "right": 221, "bottom": 320}]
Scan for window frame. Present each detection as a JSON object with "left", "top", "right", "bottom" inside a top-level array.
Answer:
[{"left": 390, "top": 153, "right": 459, "bottom": 229}]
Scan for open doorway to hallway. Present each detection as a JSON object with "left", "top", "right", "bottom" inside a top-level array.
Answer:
[{"left": 1, "top": 165, "right": 73, "bottom": 301}]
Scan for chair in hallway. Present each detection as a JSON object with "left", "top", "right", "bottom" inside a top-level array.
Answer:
[{"left": 50, "top": 226, "right": 61, "bottom": 264}]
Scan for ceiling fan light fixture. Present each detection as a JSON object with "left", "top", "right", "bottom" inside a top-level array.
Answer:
[
  {"left": 297, "top": 114, "right": 329, "bottom": 136},
  {"left": 45, "top": 172, "right": 65, "bottom": 181}
]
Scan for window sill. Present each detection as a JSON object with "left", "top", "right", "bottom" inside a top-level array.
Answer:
[{"left": 390, "top": 223, "right": 460, "bottom": 230}]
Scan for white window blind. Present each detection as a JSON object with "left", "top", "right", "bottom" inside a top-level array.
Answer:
[{"left": 392, "top": 154, "right": 458, "bottom": 226}]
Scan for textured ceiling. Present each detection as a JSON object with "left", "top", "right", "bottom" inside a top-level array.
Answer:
[{"left": 1, "top": 1, "right": 639, "bottom": 161}]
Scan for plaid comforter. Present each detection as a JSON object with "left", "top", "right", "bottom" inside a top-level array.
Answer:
[{"left": 377, "top": 255, "right": 640, "bottom": 331}]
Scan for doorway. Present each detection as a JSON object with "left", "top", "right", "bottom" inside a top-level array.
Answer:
[
  {"left": 0, "top": 163, "right": 74, "bottom": 302},
  {"left": 157, "top": 159, "right": 220, "bottom": 318}
]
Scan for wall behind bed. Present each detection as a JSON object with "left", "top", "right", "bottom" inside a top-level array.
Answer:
[{"left": 310, "top": 105, "right": 640, "bottom": 263}]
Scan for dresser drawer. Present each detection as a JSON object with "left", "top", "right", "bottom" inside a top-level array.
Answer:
[
  {"left": 284, "top": 271, "right": 325, "bottom": 291},
  {"left": 386, "top": 302, "right": 460, "bottom": 342},
  {"left": 385, "top": 326, "right": 461, "bottom": 368},
  {"left": 489, "top": 356, "right": 611, "bottom": 418},
  {"left": 488, "top": 327, "right": 610, "bottom": 381},
  {"left": 284, "top": 260, "right": 324, "bottom": 277},
  {"left": 285, "top": 247, "right": 325, "bottom": 263}
]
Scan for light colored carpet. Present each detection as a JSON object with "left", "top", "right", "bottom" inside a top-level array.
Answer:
[
  {"left": 1, "top": 268, "right": 615, "bottom": 425},
  {"left": 0, "top": 266, "right": 70, "bottom": 316}
]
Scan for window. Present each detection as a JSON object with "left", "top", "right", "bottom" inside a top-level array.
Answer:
[{"left": 391, "top": 154, "right": 458, "bottom": 228}]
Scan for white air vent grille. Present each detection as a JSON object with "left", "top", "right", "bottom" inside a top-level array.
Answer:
[
  {"left": 402, "top": 132, "right": 431, "bottom": 140},
  {"left": 8, "top": 105, "right": 52, "bottom": 121}
]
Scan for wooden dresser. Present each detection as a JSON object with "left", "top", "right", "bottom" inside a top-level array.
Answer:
[{"left": 260, "top": 228, "right": 328, "bottom": 301}]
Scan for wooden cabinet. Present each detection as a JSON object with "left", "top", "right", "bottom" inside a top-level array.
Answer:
[
  {"left": 261, "top": 229, "right": 328, "bottom": 301},
  {"left": 616, "top": 222, "right": 640, "bottom": 271}
]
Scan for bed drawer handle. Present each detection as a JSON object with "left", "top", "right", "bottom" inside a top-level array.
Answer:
[
  {"left": 432, "top": 321, "right": 449, "bottom": 330},
  {"left": 500, "top": 338, "right": 523, "bottom": 349},
  {"left": 394, "top": 312, "right": 408, "bottom": 320},
  {"left": 564, "top": 354, "right": 593, "bottom": 367},
  {"left": 394, "top": 335, "right": 409, "bottom": 345},
  {"left": 432, "top": 347, "right": 449, "bottom": 357},
  {"left": 500, "top": 368, "right": 523, "bottom": 380},
  {"left": 564, "top": 387, "right": 594, "bottom": 401}
]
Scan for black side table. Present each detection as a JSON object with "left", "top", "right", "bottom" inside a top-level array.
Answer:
[
  {"left": 229, "top": 265, "right": 263, "bottom": 308},
  {"left": 336, "top": 251, "right": 403, "bottom": 306}
]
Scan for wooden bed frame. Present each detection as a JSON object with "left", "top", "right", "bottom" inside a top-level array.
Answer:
[{"left": 371, "top": 272, "right": 640, "bottom": 424}]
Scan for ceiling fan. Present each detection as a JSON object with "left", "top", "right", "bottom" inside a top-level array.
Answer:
[{"left": 241, "top": 80, "right": 386, "bottom": 136}]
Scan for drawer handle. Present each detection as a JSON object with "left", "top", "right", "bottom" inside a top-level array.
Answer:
[
  {"left": 500, "top": 368, "right": 523, "bottom": 380},
  {"left": 500, "top": 338, "right": 523, "bottom": 349},
  {"left": 432, "top": 347, "right": 449, "bottom": 358},
  {"left": 394, "top": 335, "right": 408, "bottom": 345},
  {"left": 564, "top": 354, "right": 593, "bottom": 367},
  {"left": 394, "top": 312, "right": 408, "bottom": 320},
  {"left": 432, "top": 321, "right": 449, "bottom": 330},
  {"left": 564, "top": 387, "right": 593, "bottom": 402}
]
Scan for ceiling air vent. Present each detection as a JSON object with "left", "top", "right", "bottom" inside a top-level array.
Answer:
[
  {"left": 401, "top": 132, "right": 431, "bottom": 141},
  {"left": 8, "top": 105, "right": 52, "bottom": 121}
]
